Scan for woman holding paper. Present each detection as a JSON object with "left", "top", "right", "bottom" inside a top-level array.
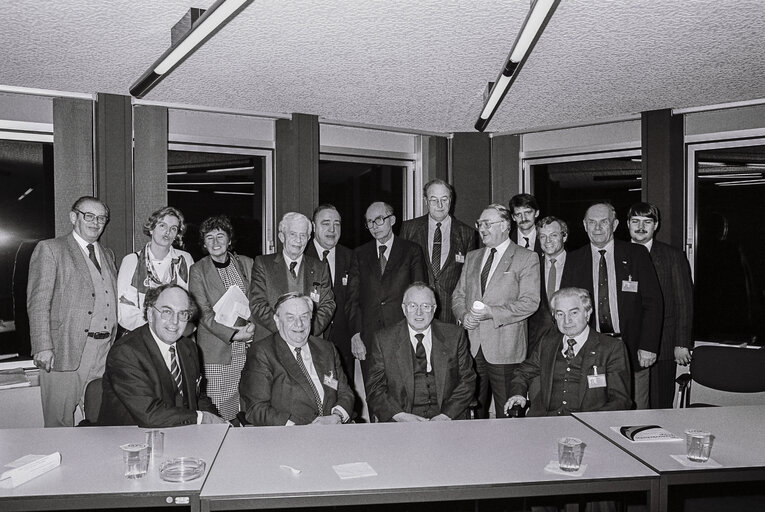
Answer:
[{"left": 189, "top": 215, "right": 258, "bottom": 420}]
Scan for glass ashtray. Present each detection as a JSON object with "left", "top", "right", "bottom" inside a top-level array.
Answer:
[{"left": 159, "top": 457, "right": 206, "bottom": 482}]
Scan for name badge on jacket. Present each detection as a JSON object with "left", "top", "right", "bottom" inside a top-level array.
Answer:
[
  {"left": 455, "top": 252, "right": 465, "bottom": 264},
  {"left": 622, "top": 277, "right": 638, "bottom": 293},
  {"left": 323, "top": 371, "right": 338, "bottom": 390},
  {"left": 342, "top": 272, "right": 348, "bottom": 286},
  {"left": 310, "top": 282, "right": 321, "bottom": 303},
  {"left": 587, "top": 366, "right": 607, "bottom": 388}
]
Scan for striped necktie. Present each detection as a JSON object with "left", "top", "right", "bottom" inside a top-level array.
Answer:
[
  {"left": 294, "top": 347, "right": 323, "bottom": 414},
  {"left": 169, "top": 345, "right": 184, "bottom": 396}
]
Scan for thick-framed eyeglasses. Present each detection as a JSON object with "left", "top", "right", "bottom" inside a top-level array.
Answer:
[
  {"left": 74, "top": 209, "right": 109, "bottom": 224},
  {"left": 427, "top": 197, "right": 450, "bottom": 207},
  {"left": 475, "top": 219, "right": 504, "bottom": 230},
  {"left": 365, "top": 214, "right": 393, "bottom": 229},
  {"left": 152, "top": 305, "right": 193, "bottom": 322},
  {"left": 404, "top": 303, "right": 436, "bottom": 313}
]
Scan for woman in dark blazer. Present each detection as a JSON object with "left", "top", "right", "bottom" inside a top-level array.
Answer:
[{"left": 189, "top": 215, "right": 259, "bottom": 420}]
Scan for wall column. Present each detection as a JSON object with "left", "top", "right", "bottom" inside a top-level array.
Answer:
[
  {"left": 275, "top": 113, "right": 319, "bottom": 224},
  {"left": 451, "top": 132, "right": 491, "bottom": 224},
  {"left": 491, "top": 134, "right": 521, "bottom": 207}
]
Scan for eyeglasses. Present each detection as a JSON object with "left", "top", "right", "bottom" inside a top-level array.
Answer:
[
  {"left": 365, "top": 214, "right": 393, "bottom": 229},
  {"left": 475, "top": 219, "right": 504, "bottom": 230},
  {"left": 74, "top": 209, "right": 109, "bottom": 224},
  {"left": 152, "top": 305, "right": 193, "bottom": 322},
  {"left": 427, "top": 197, "right": 450, "bottom": 207},
  {"left": 404, "top": 303, "right": 436, "bottom": 313}
]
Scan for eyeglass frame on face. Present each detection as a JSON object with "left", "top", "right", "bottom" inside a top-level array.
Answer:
[
  {"left": 74, "top": 209, "right": 109, "bottom": 224},
  {"left": 427, "top": 196, "right": 450, "bottom": 207},
  {"left": 365, "top": 214, "right": 394, "bottom": 229},
  {"left": 475, "top": 219, "right": 505, "bottom": 230},
  {"left": 152, "top": 305, "right": 193, "bottom": 322},
  {"left": 403, "top": 302, "right": 437, "bottom": 313}
]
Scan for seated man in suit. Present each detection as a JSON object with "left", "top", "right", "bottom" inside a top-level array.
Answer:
[
  {"left": 239, "top": 292, "right": 355, "bottom": 426},
  {"left": 366, "top": 282, "right": 475, "bottom": 422},
  {"left": 99, "top": 284, "right": 226, "bottom": 427},
  {"left": 504, "top": 287, "right": 632, "bottom": 416}
]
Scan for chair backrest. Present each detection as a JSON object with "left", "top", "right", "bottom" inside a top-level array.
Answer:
[
  {"left": 691, "top": 345, "right": 765, "bottom": 394},
  {"left": 83, "top": 378, "right": 103, "bottom": 424}
]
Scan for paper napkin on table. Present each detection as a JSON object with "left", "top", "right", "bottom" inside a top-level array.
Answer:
[{"left": 332, "top": 462, "right": 377, "bottom": 479}]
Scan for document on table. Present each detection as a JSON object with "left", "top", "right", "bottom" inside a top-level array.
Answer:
[
  {"left": 613, "top": 425, "right": 682, "bottom": 442},
  {"left": 332, "top": 462, "right": 378, "bottom": 479},
  {"left": 213, "top": 286, "right": 251, "bottom": 328},
  {"left": 0, "top": 452, "right": 61, "bottom": 488}
]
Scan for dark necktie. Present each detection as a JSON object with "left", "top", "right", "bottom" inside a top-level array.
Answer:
[
  {"left": 169, "top": 345, "right": 184, "bottom": 396},
  {"left": 289, "top": 260, "right": 297, "bottom": 279},
  {"left": 598, "top": 249, "right": 614, "bottom": 333},
  {"left": 480, "top": 248, "right": 496, "bottom": 295},
  {"left": 87, "top": 243, "right": 101, "bottom": 273},
  {"left": 294, "top": 347, "right": 323, "bottom": 414},
  {"left": 564, "top": 338, "right": 577, "bottom": 362},
  {"left": 414, "top": 333, "right": 427, "bottom": 373},
  {"left": 523, "top": 236, "right": 530, "bottom": 249},
  {"left": 431, "top": 222, "right": 442, "bottom": 274},
  {"left": 547, "top": 258, "right": 557, "bottom": 301},
  {"left": 322, "top": 249, "right": 332, "bottom": 282},
  {"left": 378, "top": 245, "right": 387, "bottom": 274}
]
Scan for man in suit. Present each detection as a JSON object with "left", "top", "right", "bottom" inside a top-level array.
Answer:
[
  {"left": 27, "top": 196, "right": 118, "bottom": 427},
  {"left": 509, "top": 193, "right": 543, "bottom": 255},
  {"left": 250, "top": 211, "right": 335, "bottom": 336},
  {"left": 452, "top": 203, "right": 540, "bottom": 418},
  {"left": 239, "top": 292, "right": 355, "bottom": 426},
  {"left": 560, "top": 202, "right": 663, "bottom": 409},
  {"left": 628, "top": 202, "right": 693, "bottom": 409},
  {"left": 99, "top": 284, "right": 226, "bottom": 427},
  {"left": 505, "top": 287, "right": 632, "bottom": 416},
  {"left": 366, "top": 282, "right": 475, "bottom": 422},
  {"left": 347, "top": 201, "right": 427, "bottom": 379},
  {"left": 399, "top": 179, "right": 478, "bottom": 324},
  {"left": 305, "top": 204, "right": 355, "bottom": 382}
]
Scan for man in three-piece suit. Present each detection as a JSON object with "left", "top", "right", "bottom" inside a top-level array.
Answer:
[
  {"left": 505, "top": 287, "right": 632, "bottom": 416},
  {"left": 560, "top": 202, "right": 663, "bottom": 409},
  {"left": 628, "top": 202, "right": 694, "bottom": 409},
  {"left": 453, "top": 203, "right": 540, "bottom": 418},
  {"left": 399, "top": 179, "right": 478, "bottom": 324},
  {"left": 99, "top": 284, "right": 226, "bottom": 427},
  {"left": 305, "top": 204, "right": 354, "bottom": 382},
  {"left": 366, "top": 282, "right": 475, "bottom": 422},
  {"left": 347, "top": 202, "right": 427, "bottom": 378},
  {"left": 509, "top": 193, "right": 543, "bottom": 255},
  {"left": 239, "top": 292, "right": 354, "bottom": 426},
  {"left": 27, "top": 196, "right": 118, "bottom": 427},
  {"left": 250, "top": 211, "right": 335, "bottom": 336}
]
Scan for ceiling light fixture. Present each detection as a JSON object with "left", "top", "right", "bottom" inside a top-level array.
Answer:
[
  {"left": 130, "top": 0, "right": 253, "bottom": 98},
  {"left": 475, "top": 0, "right": 560, "bottom": 132}
]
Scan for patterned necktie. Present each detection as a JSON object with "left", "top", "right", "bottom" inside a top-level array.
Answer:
[
  {"left": 289, "top": 260, "right": 297, "bottom": 279},
  {"left": 87, "top": 243, "right": 101, "bottom": 273},
  {"left": 480, "top": 248, "right": 496, "bottom": 295},
  {"left": 294, "top": 347, "right": 323, "bottom": 414},
  {"left": 523, "top": 236, "right": 530, "bottom": 249},
  {"left": 168, "top": 345, "right": 184, "bottom": 396},
  {"left": 378, "top": 245, "right": 387, "bottom": 274},
  {"left": 414, "top": 333, "right": 427, "bottom": 373},
  {"left": 547, "top": 258, "right": 557, "bottom": 301},
  {"left": 431, "top": 222, "right": 442, "bottom": 274},
  {"left": 597, "top": 249, "right": 614, "bottom": 333},
  {"left": 564, "top": 338, "right": 577, "bottom": 361}
]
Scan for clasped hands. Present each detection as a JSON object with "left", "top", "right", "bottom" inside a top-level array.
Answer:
[
  {"left": 462, "top": 306, "right": 492, "bottom": 330},
  {"left": 393, "top": 412, "right": 451, "bottom": 422}
]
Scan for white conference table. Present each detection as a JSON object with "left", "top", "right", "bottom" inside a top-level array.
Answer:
[
  {"left": 0, "top": 423, "right": 229, "bottom": 512},
  {"left": 200, "top": 417, "right": 658, "bottom": 511},
  {"left": 573, "top": 405, "right": 765, "bottom": 511}
]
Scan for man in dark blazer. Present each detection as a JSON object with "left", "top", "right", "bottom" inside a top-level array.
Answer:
[
  {"left": 560, "top": 202, "right": 663, "bottom": 409},
  {"left": 347, "top": 201, "right": 427, "bottom": 378},
  {"left": 505, "top": 287, "right": 631, "bottom": 416},
  {"left": 250, "top": 211, "right": 335, "bottom": 336},
  {"left": 366, "top": 283, "right": 475, "bottom": 422},
  {"left": 509, "top": 193, "right": 543, "bottom": 255},
  {"left": 27, "top": 196, "right": 118, "bottom": 427},
  {"left": 239, "top": 292, "right": 355, "bottom": 426},
  {"left": 305, "top": 204, "right": 355, "bottom": 382},
  {"left": 399, "top": 179, "right": 478, "bottom": 324},
  {"left": 628, "top": 202, "right": 693, "bottom": 408},
  {"left": 99, "top": 284, "right": 226, "bottom": 427}
]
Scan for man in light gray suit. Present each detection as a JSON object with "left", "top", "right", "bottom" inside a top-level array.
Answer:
[
  {"left": 27, "top": 196, "right": 118, "bottom": 427},
  {"left": 453, "top": 203, "right": 540, "bottom": 418}
]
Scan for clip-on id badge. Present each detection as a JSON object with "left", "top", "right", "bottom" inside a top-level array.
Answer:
[{"left": 587, "top": 366, "right": 607, "bottom": 388}]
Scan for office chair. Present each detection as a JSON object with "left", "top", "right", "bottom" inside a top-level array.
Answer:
[
  {"left": 676, "top": 345, "right": 765, "bottom": 407},
  {"left": 77, "top": 378, "right": 103, "bottom": 426}
]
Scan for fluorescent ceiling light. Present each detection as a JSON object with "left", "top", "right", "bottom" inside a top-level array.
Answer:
[{"left": 167, "top": 181, "right": 254, "bottom": 186}]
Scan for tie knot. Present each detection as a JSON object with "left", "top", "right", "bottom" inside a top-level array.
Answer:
[
  {"left": 322, "top": 249, "right": 330, "bottom": 260},
  {"left": 550, "top": 258, "right": 556, "bottom": 265},
  {"left": 436, "top": 222, "right": 441, "bottom": 228},
  {"left": 378, "top": 245, "right": 387, "bottom": 257},
  {"left": 87, "top": 243, "right": 94, "bottom": 250},
  {"left": 490, "top": 248, "right": 497, "bottom": 255},
  {"left": 415, "top": 333, "right": 424, "bottom": 343},
  {"left": 294, "top": 347, "right": 301, "bottom": 356},
  {"left": 169, "top": 345, "right": 175, "bottom": 355},
  {"left": 289, "top": 261, "right": 297, "bottom": 271},
  {"left": 599, "top": 249, "right": 607, "bottom": 256},
  {"left": 567, "top": 338, "right": 576, "bottom": 348}
]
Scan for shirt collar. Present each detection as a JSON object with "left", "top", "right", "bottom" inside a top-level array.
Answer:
[
  {"left": 71, "top": 230, "right": 94, "bottom": 252},
  {"left": 590, "top": 239, "right": 615, "bottom": 254},
  {"left": 283, "top": 252, "right": 304, "bottom": 267},
  {"left": 632, "top": 238, "right": 654, "bottom": 252},
  {"left": 313, "top": 239, "right": 334, "bottom": 259}
]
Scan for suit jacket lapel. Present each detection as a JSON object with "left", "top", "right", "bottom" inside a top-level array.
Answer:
[
  {"left": 140, "top": 327, "right": 177, "bottom": 404},
  {"left": 271, "top": 253, "right": 289, "bottom": 292},
  {"left": 302, "top": 257, "right": 317, "bottom": 291},
  {"left": 485, "top": 244, "right": 515, "bottom": 294},
  {"left": 575, "top": 330, "right": 601, "bottom": 411},
  {"left": 203, "top": 257, "right": 229, "bottom": 300},
  {"left": 67, "top": 233, "right": 93, "bottom": 283},
  {"left": 540, "top": 334, "right": 559, "bottom": 412},
  {"left": 393, "top": 324, "right": 415, "bottom": 402},
  {"left": 232, "top": 254, "right": 251, "bottom": 295},
  {"left": 309, "top": 339, "right": 332, "bottom": 410},
  {"left": 385, "top": 238, "right": 405, "bottom": 276},
  {"left": 276, "top": 336, "right": 320, "bottom": 410},
  {"left": 430, "top": 324, "right": 448, "bottom": 408},
  {"left": 176, "top": 339, "right": 198, "bottom": 409}
]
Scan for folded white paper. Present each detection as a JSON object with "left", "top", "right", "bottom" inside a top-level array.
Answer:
[
  {"left": 332, "top": 462, "right": 378, "bottom": 479},
  {"left": 213, "top": 286, "right": 251, "bottom": 328},
  {"left": 0, "top": 452, "right": 61, "bottom": 488}
]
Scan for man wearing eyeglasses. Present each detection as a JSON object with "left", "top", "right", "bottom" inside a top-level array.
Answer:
[
  {"left": 452, "top": 204, "right": 540, "bottom": 418},
  {"left": 27, "top": 196, "right": 119, "bottom": 427},
  {"left": 365, "top": 282, "right": 475, "bottom": 422},
  {"left": 399, "top": 179, "right": 478, "bottom": 324},
  {"left": 99, "top": 284, "right": 225, "bottom": 427}
]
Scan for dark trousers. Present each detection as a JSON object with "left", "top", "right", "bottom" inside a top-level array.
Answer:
[
  {"left": 474, "top": 347, "right": 519, "bottom": 418},
  {"left": 650, "top": 358, "right": 677, "bottom": 408}
]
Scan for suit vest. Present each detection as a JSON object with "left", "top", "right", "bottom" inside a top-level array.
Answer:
[{"left": 548, "top": 349, "right": 583, "bottom": 416}]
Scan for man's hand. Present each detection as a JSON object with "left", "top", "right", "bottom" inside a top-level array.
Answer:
[
  {"left": 351, "top": 333, "right": 366, "bottom": 360},
  {"left": 637, "top": 350, "right": 657, "bottom": 368},
  {"left": 311, "top": 414, "right": 343, "bottom": 425},
  {"left": 232, "top": 322, "right": 256, "bottom": 342},
  {"left": 392, "top": 412, "right": 428, "bottom": 422},
  {"left": 674, "top": 347, "right": 692, "bottom": 366},
  {"left": 504, "top": 395, "right": 526, "bottom": 416},
  {"left": 471, "top": 305, "right": 493, "bottom": 321},
  {"left": 462, "top": 313, "right": 479, "bottom": 330},
  {"left": 200, "top": 411, "right": 228, "bottom": 424},
  {"left": 34, "top": 350, "right": 54, "bottom": 372},
  {"left": 429, "top": 414, "right": 451, "bottom": 421}
]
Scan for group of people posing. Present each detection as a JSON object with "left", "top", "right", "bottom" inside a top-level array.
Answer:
[{"left": 27, "top": 179, "right": 693, "bottom": 428}]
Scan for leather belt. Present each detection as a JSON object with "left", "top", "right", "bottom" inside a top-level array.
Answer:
[{"left": 87, "top": 331, "right": 111, "bottom": 339}]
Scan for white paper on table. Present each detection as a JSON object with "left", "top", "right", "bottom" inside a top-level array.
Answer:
[
  {"left": 544, "top": 460, "right": 588, "bottom": 476},
  {"left": 0, "top": 452, "right": 61, "bottom": 488},
  {"left": 332, "top": 462, "right": 378, "bottom": 479},
  {"left": 213, "top": 286, "right": 251, "bottom": 328}
]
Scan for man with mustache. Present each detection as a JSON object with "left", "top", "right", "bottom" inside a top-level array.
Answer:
[{"left": 509, "top": 194, "right": 543, "bottom": 255}]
